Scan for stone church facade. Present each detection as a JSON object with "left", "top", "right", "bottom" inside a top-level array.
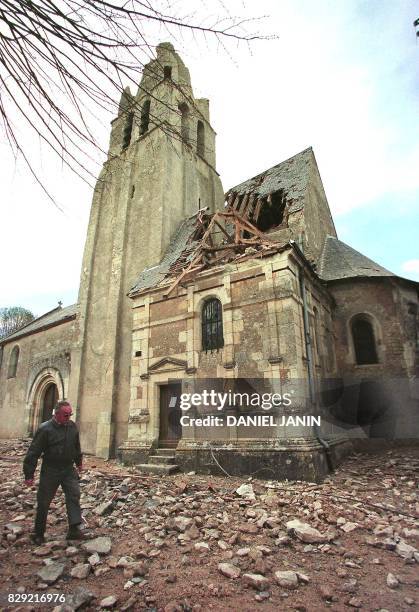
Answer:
[{"left": 1, "top": 44, "right": 418, "bottom": 480}]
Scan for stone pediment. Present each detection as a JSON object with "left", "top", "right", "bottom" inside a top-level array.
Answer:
[{"left": 148, "top": 357, "right": 187, "bottom": 374}]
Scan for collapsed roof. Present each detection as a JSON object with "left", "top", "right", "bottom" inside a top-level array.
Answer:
[
  {"left": 128, "top": 210, "right": 288, "bottom": 297},
  {"left": 225, "top": 147, "right": 313, "bottom": 229}
]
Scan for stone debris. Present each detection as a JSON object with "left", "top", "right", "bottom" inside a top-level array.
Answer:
[
  {"left": 274, "top": 570, "right": 299, "bottom": 589},
  {"left": 235, "top": 483, "right": 256, "bottom": 500},
  {"left": 286, "top": 519, "right": 328, "bottom": 543},
  {"left": 81, "top": 536, "right": 112, "bottom": 555},
  {"left": 36, "top": 561, "right": 66, "bottom": 584},
  {"left": 386, "top": 573, "right": 399, "bottom": 589},
  {"left": 99, "top": 595, "right": 118, "bottom": 609},
  {"left": 4, "top": 523, "right": 24, "bottom": 536},
  {"left": 319, "top": 584, "right": 334, "bottom": 601},
  {"left": 88, "top": 551, "right": 101, "bottom": 566},
  {"left": 67, "top": 586, "right": 95, "bottom": 610},
  {"left": 70, "top": 563, "right": 91, "bottom": 579},
  {"left": 347, "top": 596, "right": 363, "bottom": 608},
  {"left": 173, "top": 516, "right": 193, "bottom": 532},
  {"left": 218, "top": 562, "right": 241, "bottom": 579},
  {"left": 94, "top": 500, "right": 115, "bottom": 516},
  {"left": 395, "top": 540, "right": 417, "bottom": 560},
  {"left": 341, "top": 521, "right": 359, "bottom": 533},
  {"left": 0, "top": 441, "right": 418, "bottom": 610},
  {"left": 242, "top": 573, "right": 270, "bottom": 590}
]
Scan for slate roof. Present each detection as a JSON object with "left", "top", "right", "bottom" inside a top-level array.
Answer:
[
  {"left": 1, "top": 304, "right": 78, "bottom": 344},
  {"left": 225, "top": 147, "right": 313, "bottom": 213},
  {"left": 129, "top": 213, "right": 202, "bottom": 295},
  {"left": 319, "top": 235, "right": 395, "bottom": 282}
]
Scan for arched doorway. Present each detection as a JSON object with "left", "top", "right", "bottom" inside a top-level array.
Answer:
[
  {"left": 42, "top": 383, "right": 58, "bottom": 423},
  {"left": 26, "top": 367, "right": 65, "bottom": 435}
]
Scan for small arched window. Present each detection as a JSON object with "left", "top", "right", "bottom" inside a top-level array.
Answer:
[
  {"left": 197, "top": 120, "right": 205, "bottom": 157},
  {"left": 122, "top": 111, "right": 134, "bottom": 149},
  {"left": 164, "top": 65, "right": 172, "bottom": 79},
  {"left": 8, "top": 345, "right": 20, "bottom": 378},
  {"left": 202, "top": 298, "right": 224, "bottom": 352},
  {"left": 140, "top": 99, "right": 151, "bottom": 135},
  {"left": 351, "top": 316, "right": 378, "bottom": 365}
]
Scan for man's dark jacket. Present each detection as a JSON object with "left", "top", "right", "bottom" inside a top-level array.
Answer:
[{"left": 23, "top": 419, "right": 82, "bottom": 479}]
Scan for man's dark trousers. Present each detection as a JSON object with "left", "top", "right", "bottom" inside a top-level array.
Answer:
[{"left": 35, "top": 465, "right": 81, "bottom": 536}]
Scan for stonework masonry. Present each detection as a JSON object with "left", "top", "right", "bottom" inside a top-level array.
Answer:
[
  {"left": 0, "top": 314, "right": 75, "bottom": 437},
  {"left": 0, "top": 43, "right": 417, "bottom": 480},
  {"left": 71, "top": 43, "right": 224, "bottom": 458}
]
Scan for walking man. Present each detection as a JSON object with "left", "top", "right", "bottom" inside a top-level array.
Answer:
[{"left": 23, "top": 400, "right": 85, "bottom": 544}]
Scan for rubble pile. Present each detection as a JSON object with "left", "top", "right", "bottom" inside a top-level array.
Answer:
[{"left": 0, "top": 441, "right": 418, "bottom": 611}]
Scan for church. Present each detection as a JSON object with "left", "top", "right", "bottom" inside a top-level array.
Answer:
[{"left": 0, "top": 43, "right": 418, "bottom": 480}]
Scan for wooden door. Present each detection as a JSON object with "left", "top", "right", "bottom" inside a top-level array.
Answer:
[
  {"left": 159, "top": 383, "right": 182, "bottom": 448},
  {"left": 42, "top": 383, "right": 58, "bottom": 422}
]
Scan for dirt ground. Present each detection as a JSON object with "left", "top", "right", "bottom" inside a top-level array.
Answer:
[{"left": 0, "top": 439, "right": 418, "bottom": 612}]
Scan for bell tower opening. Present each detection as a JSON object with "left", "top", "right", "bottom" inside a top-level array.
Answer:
[
  {"left": 197, "top": 120, "right": 205, "bottom": 157},
  {"left": 140, "top": 99, "right": 151, "bottom": 135}
]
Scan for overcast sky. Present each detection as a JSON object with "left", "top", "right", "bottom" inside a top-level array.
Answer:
[{"left": 1, "top": 0, "right": 418, "bottom": 317}]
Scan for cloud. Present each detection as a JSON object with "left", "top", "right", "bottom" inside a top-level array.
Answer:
[{"left": 401, "top": 260, "right": 419, "bottom": 280}]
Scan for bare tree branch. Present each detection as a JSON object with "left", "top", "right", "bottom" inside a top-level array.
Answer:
[{"left": 0, "top": 0, "right": 274, "bottom": 204}]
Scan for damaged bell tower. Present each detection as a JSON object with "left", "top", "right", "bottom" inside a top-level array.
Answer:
[{"left": 70, "top": 43, "right": 224, "bottom": 458}]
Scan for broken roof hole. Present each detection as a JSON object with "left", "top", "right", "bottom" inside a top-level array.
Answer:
[{"left": 255, "top": 190, "right": 286, "bottom": 232}]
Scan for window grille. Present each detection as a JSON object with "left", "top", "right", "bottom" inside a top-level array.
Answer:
[{"left": 202, "top": 299, "right": 224, "bottom": 351}]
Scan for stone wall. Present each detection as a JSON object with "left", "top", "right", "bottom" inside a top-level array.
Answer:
[
  {"left": 328, "top": 277, "right": 419, "bottom": 440},
  {"left": 73, "top": 44, "right": 224, "bottom": 458},
  {"left": 0, "top": 321, "right": 75, "bottom": 438},
  {"left": 330, "top": 278, "right": 418, "bottom": 378},
  {"left": 121, "top": 248, "right": 339, "bottom": 467}
]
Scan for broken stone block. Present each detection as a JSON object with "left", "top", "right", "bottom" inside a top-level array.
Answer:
[
  {"left": 395, "top": 540, "right": 417, "bottom": 560},
  {"left": 99, "top": 595, "right": 118, "bottom": 609},
  {"left": 235, "top": 484, "right": 256, "bottom": 500},
  {"left": 81, "top": 536, "right": 112, "bottom": 555},
  {"left": 242, "top": 573, "right": 270, "bottom": 591},
  {"left": 218, "top": 563, "right": 241, "bottom": 579},
  {"left": 70, "top": 563, "right": 91, "bottom": 579},
  {"left": 274, "top": 570, "right": 299, "bottom": 589},
  {"left": 286, "top": 519, "right": 327, "bottom": 544},
  {"left": 36, "top": 562, "right": 66, "bottom": 584},
  {"left": 386, "top": 573, "right": 399, "bottom": 589}
]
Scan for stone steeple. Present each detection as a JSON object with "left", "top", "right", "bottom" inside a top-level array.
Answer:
[{"left": 69, "top": 43, "right": 224, "bottom": 457}]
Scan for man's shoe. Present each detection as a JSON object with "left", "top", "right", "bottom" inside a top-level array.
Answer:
[
  {"left": 30, "top": 533, "right": 45, "bottom": 545},
  {"left": 66, "top": 526, "right": 87, "bottom": 540}
]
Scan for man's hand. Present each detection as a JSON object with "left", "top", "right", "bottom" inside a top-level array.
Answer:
[{"left": 24, "top": 479, "right": 34, "bottom": 487}]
